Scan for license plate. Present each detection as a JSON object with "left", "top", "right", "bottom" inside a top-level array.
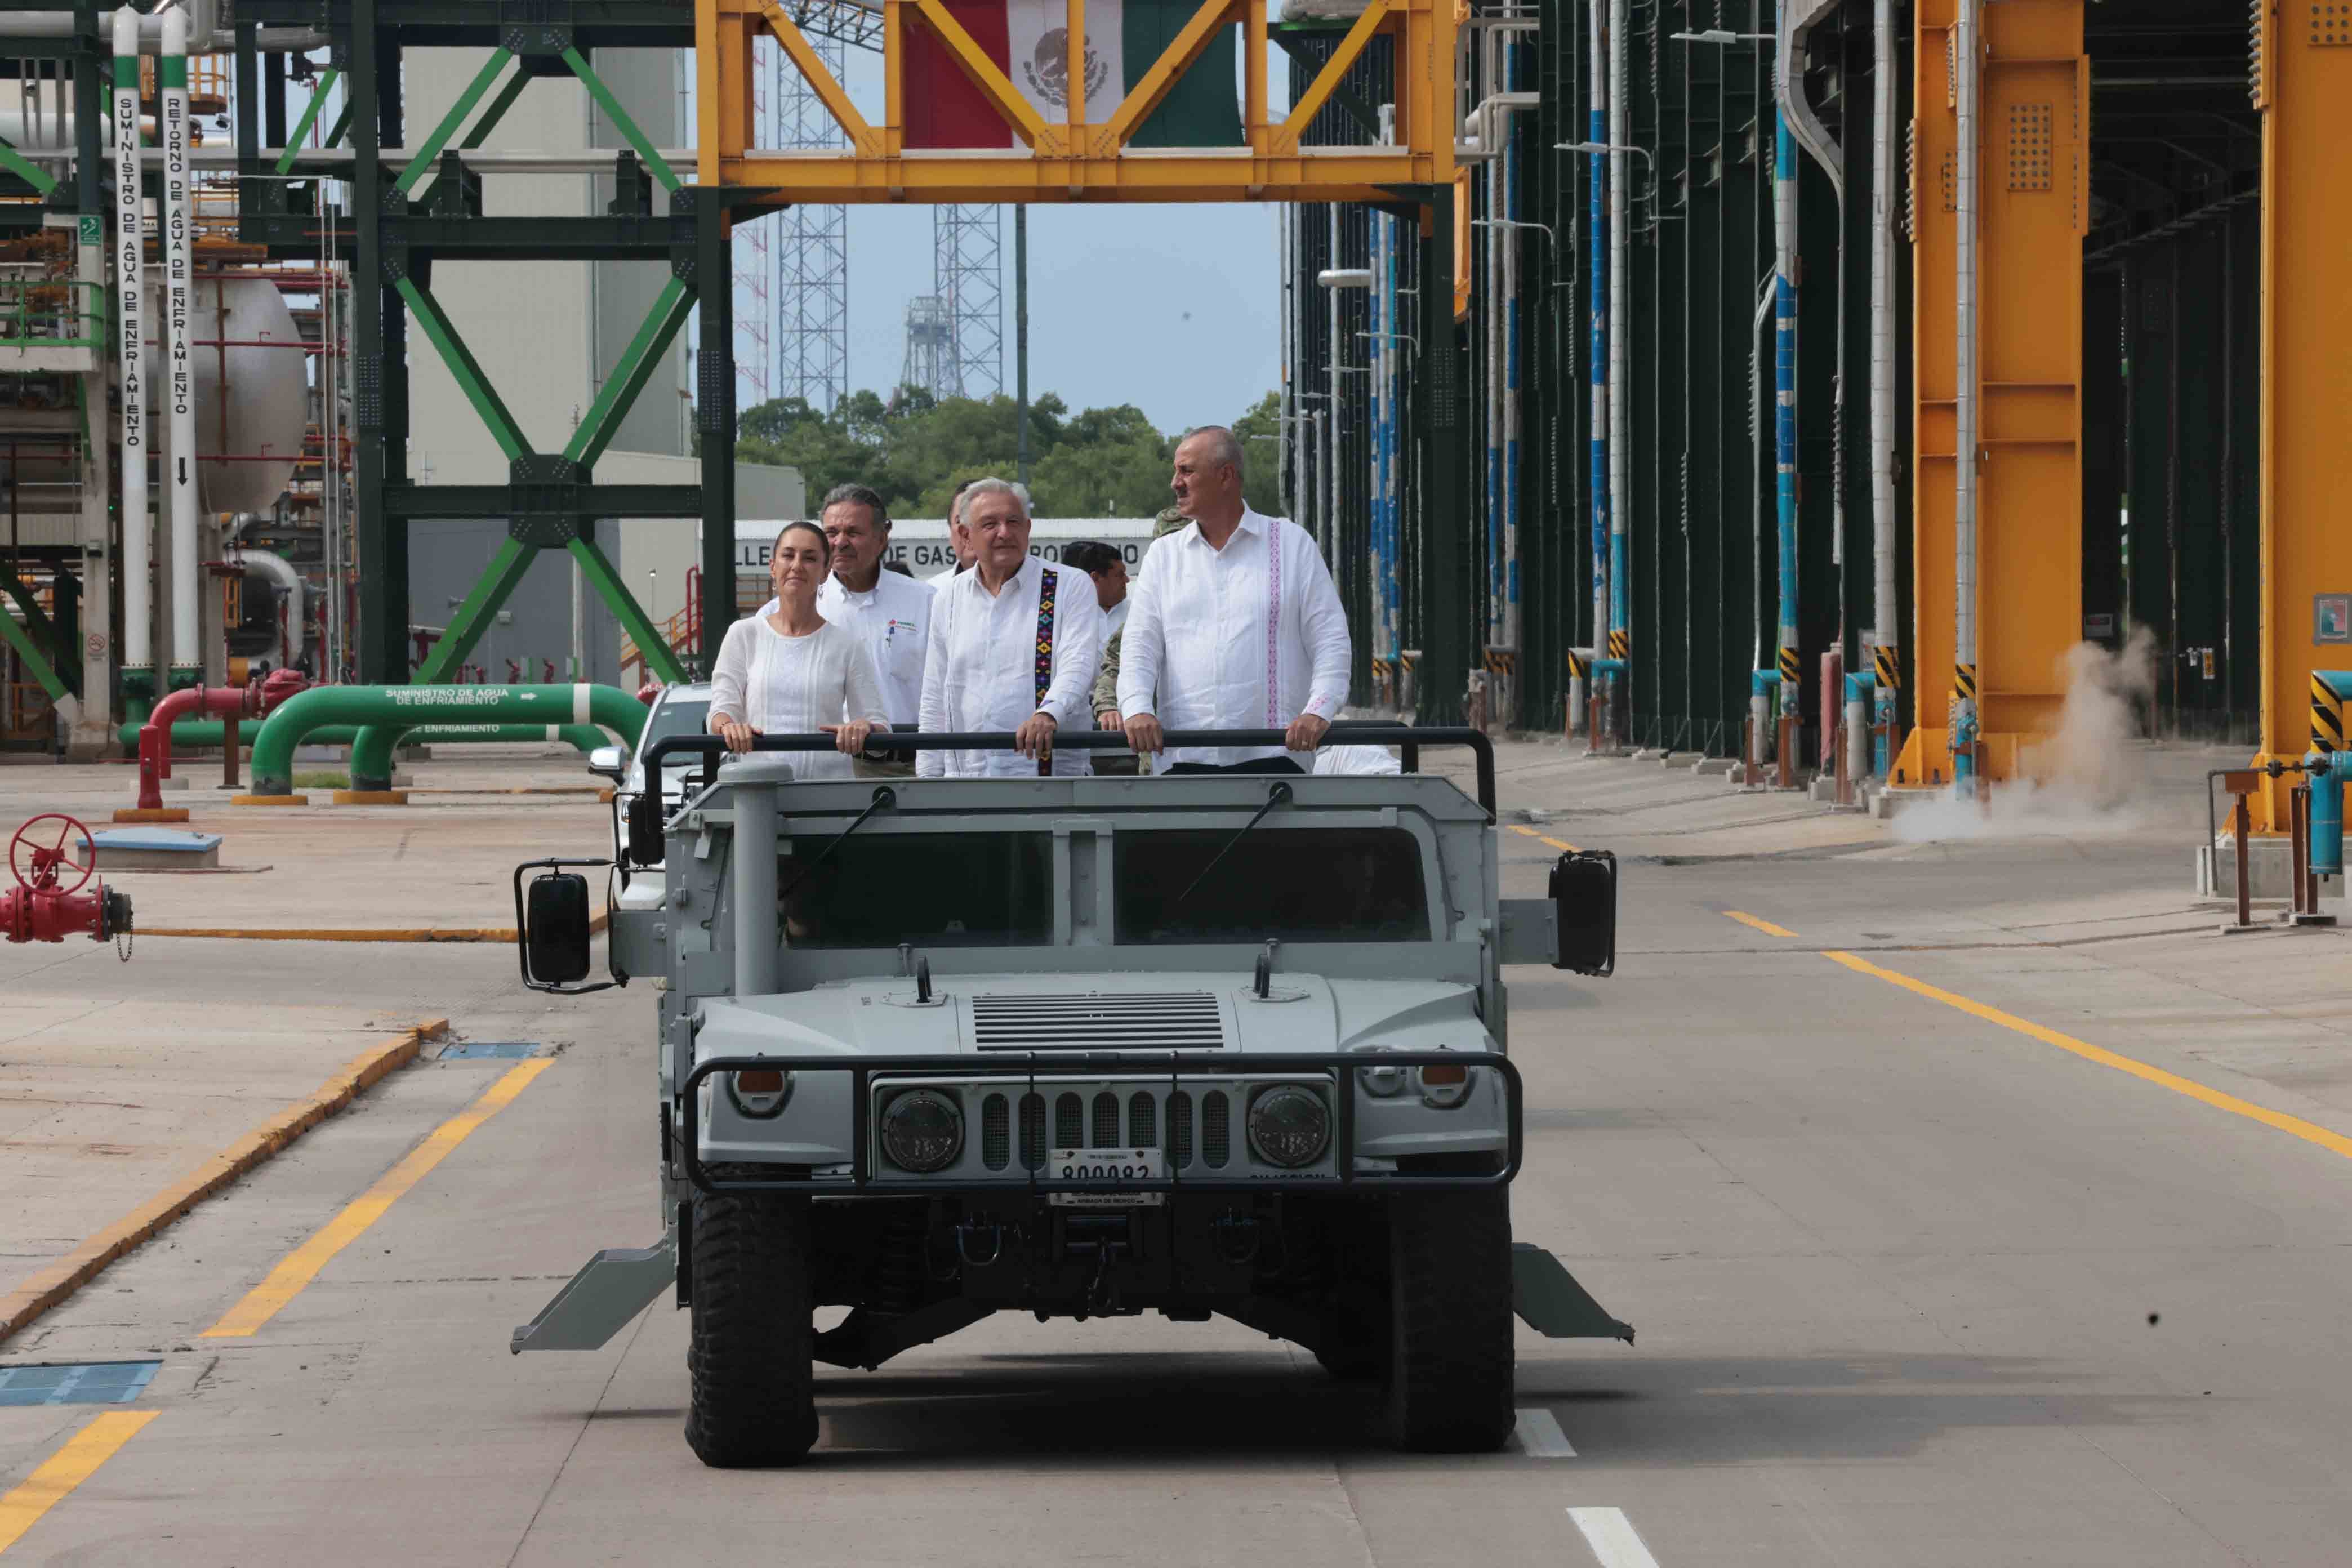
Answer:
[{"left": 1045, "top": 1147, "right": 1166, "bottom": 1207}]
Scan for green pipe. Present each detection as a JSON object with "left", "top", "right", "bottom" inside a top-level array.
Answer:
[
  {"left": 119, "top": 719, "right": 608, "bottom": 755},
  {"left": 250, "top": 684, "right": 645, "bottom": 794}
]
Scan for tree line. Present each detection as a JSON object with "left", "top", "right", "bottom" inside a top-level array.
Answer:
[{"left": 734, "top": 387, "right": 1285, "bottom": 519}]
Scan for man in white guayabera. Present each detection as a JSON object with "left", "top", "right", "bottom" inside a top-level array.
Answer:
[
  {"left": 1116, "top": 426, "right": 1352, "bottom": 774},
  {"left": 917, "top": 478, "right": 1102, "bottom": 779}
]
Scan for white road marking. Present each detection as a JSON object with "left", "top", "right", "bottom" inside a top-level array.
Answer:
[
  {"left": 1567, "top": 1508, "right": 1661, "bottom": 1568},
  {"left": 1512, "top": 1406, "right": 1576, "bottom": 1457}
]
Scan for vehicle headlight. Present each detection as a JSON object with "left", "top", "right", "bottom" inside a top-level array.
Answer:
[
  {"left": 880, "top": 1089, "right": 964, "bottom": 1172},
  {"left": 1247, "top": 1085, "right": 1331, "bottom": 1168},
  {"left": 1417, "top": 1059, "right": 1473, "bottom": 1110},
  {"left": 726, "top": 1067, "right": 793, "bottom": 1119},
  {"left": 1356, "top": 1047, "right": 1408, "bottom": 1098}
]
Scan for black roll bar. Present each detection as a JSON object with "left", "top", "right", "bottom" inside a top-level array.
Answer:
[{"left": 635, "top": 724, "right": 1496, "bottom": 818}]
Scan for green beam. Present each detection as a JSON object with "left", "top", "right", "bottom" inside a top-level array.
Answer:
[
  {"left": 393, "top": 275, "right": 534, "bottom": 462},
  {"left": 462, "top": 66, "right": 534, "bottom": 152},
  {"left": 564, "top": 276, "right": 693, "bottom": 470},
  {"left": 394, "top": 47, "right": 511, "bottom": 197},
  {"left": 567, "top": 534, "right": 685, "bottom": 685},
  {"left": 0, "top": 603, "right": 66, "bottom": 702},
  {"left": 274, "top": 66, "right": 341, "bottom": 176},
  {"left": 0, "top": 567, "right": 55, "bottom": 650},
  {"left": 415, "top": 535, "right": 537, "bottom": 684},
  {"left": 323, "top": 98, "right": 353, "bottom": 150},
  {"left": 563, "top": 47, "right": 681, "bottom": 193},
  {"left": 0, "top": 137, "right": 57, "bottom": 198}
]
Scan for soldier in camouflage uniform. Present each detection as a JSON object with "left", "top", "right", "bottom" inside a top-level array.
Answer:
[{"left": 1089, "top": 505, "right": 1190, "bottom": 773}]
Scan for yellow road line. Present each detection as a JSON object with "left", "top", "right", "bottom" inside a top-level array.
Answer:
[
  {"left": 0, "top": 1411, "right": 158, "bottom": 1556},
  {"left": 1508, "top": 823, "right": 1582, "bottom": 853},
  {"left": 1823, "top": 950, "right": 2352, "bottom": 1162},
  {"left": 201, "top": 1057, "right": 553, "bottom": 1338},
  {"left": 1723, "top": 910, "right": 1799, "bottom": 938},
  {"left": 0, "top": 1021, "right": 447, "bottom": 1348}
]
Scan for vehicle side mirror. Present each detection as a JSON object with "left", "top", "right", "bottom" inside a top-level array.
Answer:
[
  {"left": 626, "top": 787, "right": 666, "bottom": 868},
  {"left": 513, "top": 861, "right": 624, "bottom": 995},
  {"left": 525, "top": 871, "right": 594, "bottom": 985},
  {"left": 1549, "top": 849, "right": 1616, "bottom": 977},
  {"left": 587, "top": 745, "right": 629, "bottom": 782}
]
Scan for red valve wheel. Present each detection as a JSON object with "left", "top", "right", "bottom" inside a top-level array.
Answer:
[{"left": 8, "top": 813, "right": 95, "bottom": 894}]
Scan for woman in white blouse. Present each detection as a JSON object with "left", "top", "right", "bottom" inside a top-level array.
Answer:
[{"left": 708, "top": 520, "right": 891, "bottom": 780}]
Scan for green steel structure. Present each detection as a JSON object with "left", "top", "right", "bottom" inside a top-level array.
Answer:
[{"left": 229, "top": 0, "right": 748, "bottom": 692}]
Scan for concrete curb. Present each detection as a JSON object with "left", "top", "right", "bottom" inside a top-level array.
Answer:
[
  {"left": 0, "top": 1018, "right": 451, "bottom": 1348},
  {"left": 140, "top": 911, "right": 608, "bottom": 943}
]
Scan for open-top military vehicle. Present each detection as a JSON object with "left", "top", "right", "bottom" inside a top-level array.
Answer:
[{"left": 509, "top": 725, "right": 1631, "bottom": 1465}]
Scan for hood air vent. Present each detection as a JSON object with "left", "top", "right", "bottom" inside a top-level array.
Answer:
[{"left": 971, "top": 992, "right": 1226, "bottom": 1052}]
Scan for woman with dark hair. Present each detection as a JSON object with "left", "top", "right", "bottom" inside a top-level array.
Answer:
[{"left": 708, "top": 519, "right": 890, "bottom": 779}]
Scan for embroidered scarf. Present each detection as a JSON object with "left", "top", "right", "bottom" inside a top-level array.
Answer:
[{"left": 1033, "top": 564, "right": 1058, "bottom": 774}]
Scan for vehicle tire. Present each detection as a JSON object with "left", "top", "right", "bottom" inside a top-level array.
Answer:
[
  {"left": 1383, "top": 1186, "right": 1514, "bottom": 1453},
  {"left": 684, "top": 1185, "right": 818, "bottom": 1467}
]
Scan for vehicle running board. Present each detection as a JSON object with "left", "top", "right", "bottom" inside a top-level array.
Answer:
[
  {"left": 510, "top": 1234, "right": 676, "bottom": 1353},
  {"left": 1512, "top": 1243, "right": 1634, "bottom": 1343}
]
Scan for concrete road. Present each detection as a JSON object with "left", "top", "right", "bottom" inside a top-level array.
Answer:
[{"left": 5, "top": 747, "right": 2351, "bottom": 1565}]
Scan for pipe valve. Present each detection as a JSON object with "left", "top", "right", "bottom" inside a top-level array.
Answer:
[{"left": 1, "top": 814, "right": 132, "bottom": 958}]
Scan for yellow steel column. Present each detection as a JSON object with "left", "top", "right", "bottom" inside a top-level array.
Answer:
[
  {"left": 2252, "top": 0, "right": 2352, "bottom": 830},
  {"left": 1895, "top": 0, "right": 2085, "bottom": 787}
]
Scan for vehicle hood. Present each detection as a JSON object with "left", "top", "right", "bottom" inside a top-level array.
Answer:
[{"left": 692, "top": 970, "right": 1491, "bottom": 1063}]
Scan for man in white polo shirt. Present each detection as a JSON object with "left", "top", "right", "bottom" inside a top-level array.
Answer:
[
  {"left": 1117, "top": 426, "right": 1351, "bottom": 773},
  {"left": 804, "top": 484, "right": 934, "bottom": 725}
]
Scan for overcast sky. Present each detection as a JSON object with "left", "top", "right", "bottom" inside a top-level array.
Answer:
[{"left": 765, "top": 39, "right": 1289, "bottom": 435}]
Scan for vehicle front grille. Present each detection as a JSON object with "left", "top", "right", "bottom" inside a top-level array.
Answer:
[
  {"left": 1169, "top": 1091, "right": 1193, "bottom": 1167},
  {"left": 1054, "top": 1092, "right": 1083, "bottom": 1149},
  {"left": 1019, "top": 1092, "right": 1046, "bottom": 1170},
  {"left": 970, "top": 991, "right": 1226, "bottom": 1052},
  {"left": 1092, "top": 1091, "right": 1119, "bottom": 1146},
  {"left": 1129, "top": 1093, "right": 1157, "bottom": 1148},
  {"left": 1202, "top": 1089, "right": 1231, "bottom": 1168},
  {"left": 981, "top": 1093, "right": 1010, "bottom": 1170}
]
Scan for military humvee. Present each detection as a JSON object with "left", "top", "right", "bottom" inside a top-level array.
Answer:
[{"left": 510, "top": 725, "right": 1631, "bottom": 1466}]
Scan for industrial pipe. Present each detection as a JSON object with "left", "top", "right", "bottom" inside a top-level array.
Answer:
[
  {"left": 346, "top": 718, "right": 635, "bottom": 793},
  {"left": 1607, "top": 0, "right": 1630, "bottom": 680},
  {"left": 2307, "top": 754, "right": 2350, "bottom": 877},
  {"left": 162, "top": 7, "right": 196, "bottom": 681},
  {"left": 113, "top": 6, "right": 149, "bottom": 687},
  {"left": 1953, "top": 0, "right": 1981, "bottom": 796},
  {"left": 1869, "top": 0, "right": 1900, "bottom": 769},
  {"left": 133, "top": 670, "right": 306, "bottom": 810},
  {"left": 222, "top": 547, "right": 307, "bottom": 671},
  {"left": 1843, "top": 671, "right": 1874, "bottom": 791},
  {"left": 1772, "top": 106, "right": 1800, "bottom": 721},
  {"left": 251, "top": 684, "right": 647, "bottom": 796},
  {"left": 1587, "top": 0, "right": 1610, "bottom": 703},
  {"left": 119, "top": 720, "right": 608, "bottom": 754}
]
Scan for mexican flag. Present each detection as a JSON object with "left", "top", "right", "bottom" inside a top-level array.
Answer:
[{"left": 906, "top": 0, "right": 1243, "bottom": 149}]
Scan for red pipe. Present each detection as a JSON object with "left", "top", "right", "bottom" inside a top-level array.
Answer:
[{"left": 135, "top": 670, "right": 309, "bottom": 810}]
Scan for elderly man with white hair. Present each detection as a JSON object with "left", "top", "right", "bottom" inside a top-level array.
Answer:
[
  {"left": 1117, "top": 425, "right": 1352, "bottom": 773},
  {"left": 917, "top": 477, "right": 1102, "bottom": 778}
]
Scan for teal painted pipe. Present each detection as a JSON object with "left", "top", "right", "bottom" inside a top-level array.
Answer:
[
  {"left": 2309, "top": 753, "right": 2350, "bottom": 878},
  {"left": 252, "top": 684, "right": 647, "bottom": 794}
]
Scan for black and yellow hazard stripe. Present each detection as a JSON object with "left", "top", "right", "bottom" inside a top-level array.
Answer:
[
  {"left": 1776, "top": 646, "right": 1801, "bottom": 683},
  {"left": 1606, "top": 629, "right": 1628, "bottom": 660},
  {"left": 2314, "top": 673, "right": 2345, "bottom": 755},
  {"left": 1566, "top": 649, "right": 1589, "bottom": 681},
  {"left": 1872, "top": 644, "right": 1899, "bottom": 688},
  {"left": 1482, "top": 649, "right": 1517, "bottom": 676},
  {"left": 1953, "top": 662, "right": 1979, "bottom": 703}
]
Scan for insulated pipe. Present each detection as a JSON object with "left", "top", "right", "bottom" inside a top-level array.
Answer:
[
  {"left": 1607, "top": 0, "right": 1629, "bottom": 662},
  {"left": 162, "top": 7, "right": 197, "bottom": 679},
  {"left": 1953, "top": 0, "right": 1981, "bottom": 796},
  {"left": 1484, "top": 25, "right": 1504, "bottom": 646},
  {"left": 222, "top": 547, "right": 306, "bottom": 671},
  {"left": 1327, "top": 204, "right": 1343, "bottom": 577},
  {"left": 1772, "top": 108, "right": 1800, "bottom": 714},
  {"left": 1748, "top": 277, "right": 1775, "bottom": 669},
  {"left": 1501, "top": 41, "right": 1524, "bottom": 705},
  {"left": 1843, "top": 672, "right": 1874, "bottom": 789},
  {"left": 113, "top": 6, "right": 149, "bottom": 681},
  {"left": 1749, "top": 667, "right": 1779, "bottom": 770},
  {"left": 1778, "top": 0, "right": 1845, "bottom": 195},
  {"left": 1869, "top": 0, "right": 1900, "bottom": 763},
  {"left": 251, "top": 684, "right": 649, "bottom": 795},
  {"left": 733, "top": 778, "right": 782, "bottom": 997}
]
